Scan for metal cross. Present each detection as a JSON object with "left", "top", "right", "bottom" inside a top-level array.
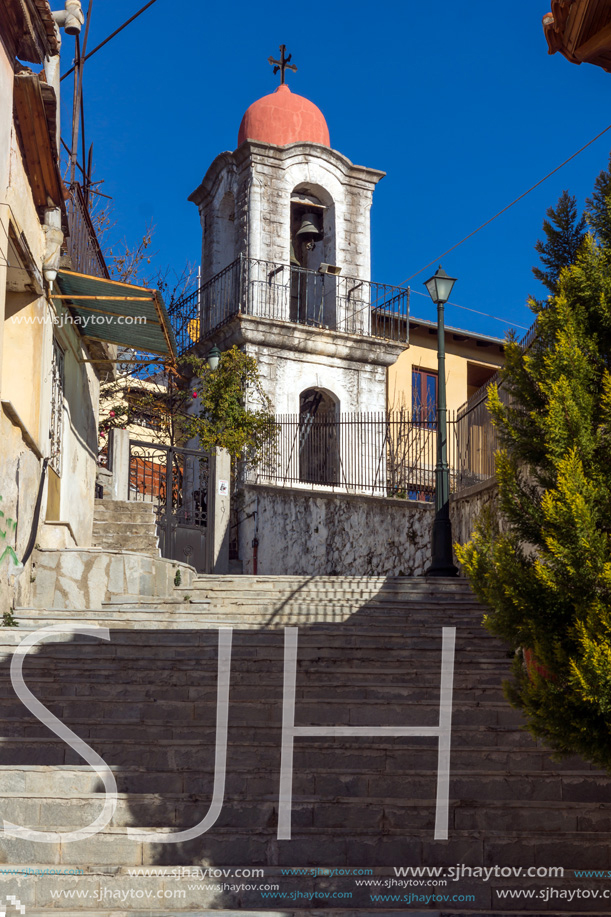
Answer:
[{"left": 268, "top": 45, "right": 297, "bottom": 85}]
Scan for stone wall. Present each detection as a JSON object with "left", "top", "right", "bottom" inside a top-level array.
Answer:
[
  {"left": 238, "top": 483, "right": 433, "bottom": 576},
  {"left": 450, "top": 477, "right": 500, "bottom": 565}
]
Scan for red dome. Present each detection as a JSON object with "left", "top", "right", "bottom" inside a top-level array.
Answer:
[{"left": 238, "top": 84, "right": 330, "bottom": 148}]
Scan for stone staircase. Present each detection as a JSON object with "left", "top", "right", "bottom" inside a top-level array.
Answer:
[
  {"left": 1, "top": 575, "right": 610, "bottom": 915},
  {"left": 92, "top": 498, "right": 160, "bottom": 556}
]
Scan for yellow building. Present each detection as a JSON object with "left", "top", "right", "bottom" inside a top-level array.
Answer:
[
  {"left": 0, "top": 1, "right": 176, "bottom": 616},
  {"left": 388, "top": 317, "right": 505, "bottom": 416}
]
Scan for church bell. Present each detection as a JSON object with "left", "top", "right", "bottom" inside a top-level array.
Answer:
[{"left": 295, "top": 211, "right": 323, "bottom": 243}]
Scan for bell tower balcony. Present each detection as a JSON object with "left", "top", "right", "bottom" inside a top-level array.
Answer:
[{"left": 172, "top": 255, "right": 410, "bottom": 356}]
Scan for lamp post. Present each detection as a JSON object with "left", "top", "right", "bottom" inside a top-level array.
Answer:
[{"left": 423, "top": 266, "right": 458, "bottom": 577}]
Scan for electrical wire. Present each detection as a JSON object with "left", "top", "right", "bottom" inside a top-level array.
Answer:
[
  {"left": 340, "top": 122, "right": 611, "bottom": 333},
  {"left": 409, "top": 289, "right": 529, "bottom": 330},
  {"left": 400, "top": 122, "right": 611, "bottom": 285},
  {"left": 60, "top": 0, "right": 160, "bottom": 81}
]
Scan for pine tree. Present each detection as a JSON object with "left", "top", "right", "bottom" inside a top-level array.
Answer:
[
  {"left": 532, "top": 190, "right": 586, "bottom": 293},
  {"left": 585, "top": 152, "right": 611, "bottom": 248},
  {"left": 456, "top": 185, "right": 611, "bottom": 770}
]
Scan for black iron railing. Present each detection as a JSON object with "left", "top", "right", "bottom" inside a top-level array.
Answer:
[
  {"left": 169, "top": 256, "right": 410, "bottom": 354},
  {"left": 248, "top": 411, "right": 459, "bottom": 500},
  {"left": 64, "top": 183, "right": 110, "bottom": 279}
]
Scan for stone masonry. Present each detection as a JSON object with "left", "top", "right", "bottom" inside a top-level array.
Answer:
[{"left": 238, "top": 483, "right": 433, "bottom": 576}]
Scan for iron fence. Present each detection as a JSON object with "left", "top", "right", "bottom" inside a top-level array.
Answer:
[
  {"left": 248, "top": 411, "right": 459, "bottom": 500},
  {"left": 64, "top": 183, "right": 110, "bottom": 279},
  {"left": 169, "top": 256, "right": 409, "bottom": 354}
]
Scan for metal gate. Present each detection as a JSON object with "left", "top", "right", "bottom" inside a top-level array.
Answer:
[{"left": 128, "top": 440, "right": 210, "bottom": 572}]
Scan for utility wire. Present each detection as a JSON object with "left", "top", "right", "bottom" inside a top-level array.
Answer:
[
  {"left": 400, "top": 122, "right": 611, "bottom": 285},
  {"left": 410, "top": 289, "right": 529, "bottom": 331},
  {"left": 61, "top": 0, "right": 160, "bottom": 81},
  {"left": 338, "top": 122, "right": 611, "bottom": 333}
]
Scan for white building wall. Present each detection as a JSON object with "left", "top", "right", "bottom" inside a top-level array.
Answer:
[
  {"left": 191, "top": 141, "right": 384, "bottom": 285},
  {"left": 249, "top": 343, "right": 387, "bottom": 415}
]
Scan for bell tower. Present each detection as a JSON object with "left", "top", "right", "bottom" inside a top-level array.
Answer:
[{"left": 188, "top": 50, "right": 406, "bottom": 416}]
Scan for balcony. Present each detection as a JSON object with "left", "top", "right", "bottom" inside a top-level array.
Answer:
[
  {"left": 64, "top": 183, "right": 110, "bottom": 280},
  {"left": 171, "top": 256, "right": 410, "bottom": 355}
]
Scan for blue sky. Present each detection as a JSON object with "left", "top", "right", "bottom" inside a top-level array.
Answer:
[{"left": 61, "top": 0, "right": 611, "bottom": 340}]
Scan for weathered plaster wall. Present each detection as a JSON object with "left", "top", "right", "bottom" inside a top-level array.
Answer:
[
  {"left": 250, "top": 341, "right": 389, "bottom": 414},
  {"left": 193, "top": 141, "right": 384, "bottom": 288},
  {"left": 31, "top": 548, "right": 195, "bottom": 610},
  {"left": 0, "top": 62, "right": 48, "bottom": 617},
  {"left": 55, "top": 327, "right": 100, "bottom": 546},
  {"left": 0, "top": 410, "right": 42, "bottom": 616},
  {"left": 0, "top": 41, "right": 13, "bottom": 393},
  {"left": 0, "top": 73, "right": 103, "bottom": 613},
  {"left": 238, "top": 483, "right": 433, "bottom": 576}
]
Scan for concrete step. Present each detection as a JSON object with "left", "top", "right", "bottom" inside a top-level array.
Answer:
[
  {"left": 94, "top": 499, "right": 157, "bottom": 514},
  {"left": 1, "top": 823, "right": 610, "bottom": 867},
  {"left": 91, "top": 537, "right": 160, "bottom": 554},
  {"left": 2, "top": 792, "right": 610, "bottom": 835},
  {"left": 92, "top": 522, "right": 158, "bottom": 537},
  {"left": 1, "top": 575, "right": 608, "bottom": 895}
]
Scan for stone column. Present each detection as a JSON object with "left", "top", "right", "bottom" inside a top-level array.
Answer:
[
  {"left": 206, "top": 447, "right": 231, "bottom": 574},
  {"left": 111, "top": 429, "right": 130, "bottom": 501}
]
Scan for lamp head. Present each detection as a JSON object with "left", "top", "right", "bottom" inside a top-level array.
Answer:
[
  {"left": 424, "top": 265, "right": 457, "bottom": 306},
  {"left": 207, "top": 345, "right": 221, "bottom": 371}
]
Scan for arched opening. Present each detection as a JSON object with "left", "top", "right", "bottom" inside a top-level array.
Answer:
[
  {"left": 299, "top": 388, "right": 340, "bottom": 485},
  {"left": 217, "top": 191, "right": 236, "bottom": 271},
  {"left": 290, "top": 186, "right": 337, "bottom": 329}
]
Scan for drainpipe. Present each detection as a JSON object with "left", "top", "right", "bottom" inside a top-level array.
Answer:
[
  {"left": 21, "top": 459, "right": 50, "bottom": 568},
  {"left": 43, "top": 204, "right": 64, "bottom": 288},
  {"left": 51, "top": 1, "right": 84, "bottom": 35},
  {"left": 251, "top": 496, "right": 259, "bottom": 574}
]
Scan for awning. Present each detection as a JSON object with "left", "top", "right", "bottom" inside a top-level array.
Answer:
[{"left": 54, "top": 269, "right": 177, "bottom": 360}]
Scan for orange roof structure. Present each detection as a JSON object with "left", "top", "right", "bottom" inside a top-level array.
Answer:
[
  {"left": 543, "top": 0, "right": 611, "bottom": 72},
  {"left": 237, "top": 84, "right": 330, "bottom": 148}
]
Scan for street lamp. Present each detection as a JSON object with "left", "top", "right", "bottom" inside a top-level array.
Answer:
[
  {"left": 207, "top": 345, "right": 221, "bottom": 371},
  {"left": 423, "top": 266, "right": 458, "bottom": 577}
]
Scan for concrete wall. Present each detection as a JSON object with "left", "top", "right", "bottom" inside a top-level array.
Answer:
[
  {"left": 238, "top": 483, "right": 433, "bottom": 576},
  {"left": 32, "top": 548, "right": 195, "bottom": 610}
]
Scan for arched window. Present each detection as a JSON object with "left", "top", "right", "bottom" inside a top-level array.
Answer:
[{"left": 299, "top": 388, "right": 340, "bottom": 485}]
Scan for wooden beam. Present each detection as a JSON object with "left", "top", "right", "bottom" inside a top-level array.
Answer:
[
  {"left": 81, "top": 332, "right": 169, "bottom": 357},
  {"left": 13, "top": 73, "right": 63, "bottom": 209},
  {"left": 60, "top": 268, "right": 152, "bottom": 292},
  {"left": 78, "top": 358, "right": 168, "bottom": 364},
  {"left": 575, "top": 18, "right": 611, "bottom": 60},
  {"left": 52, "top": 295, "right": 155, "bottom": 302}
]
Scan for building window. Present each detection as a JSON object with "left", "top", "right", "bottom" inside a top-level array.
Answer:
[
  {"left": 49, "top": 338, "right": 65, "bottom": 476},
  {"left": 412, "top": 368, "right": 437, "bottom": 427}
]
